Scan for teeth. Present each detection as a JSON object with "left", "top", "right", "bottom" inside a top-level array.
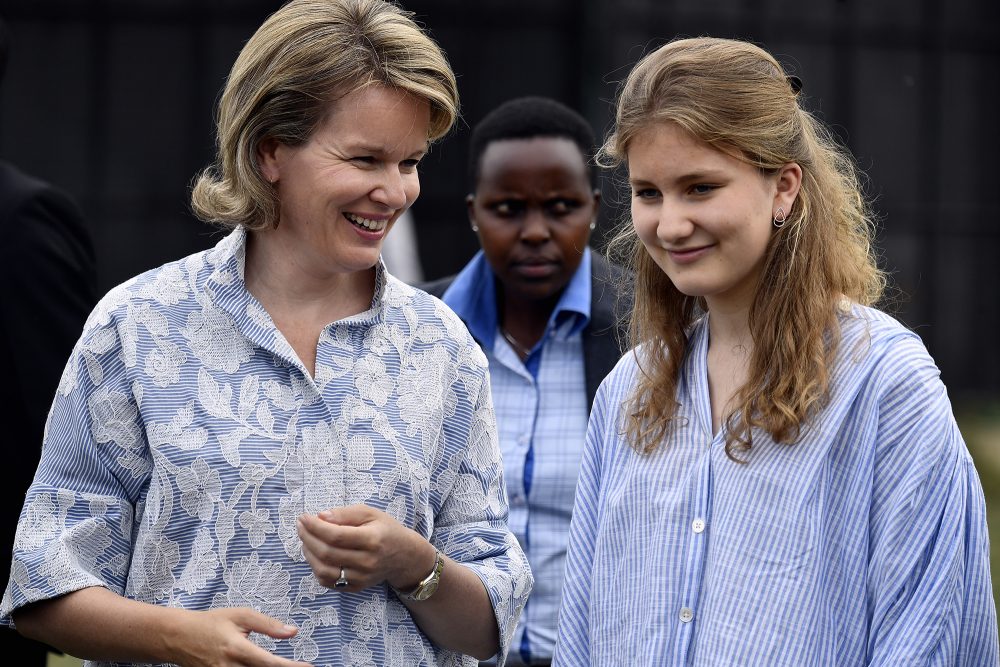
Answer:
[{"left": 345, "top": 213, "right": 388, "bottom": 231}]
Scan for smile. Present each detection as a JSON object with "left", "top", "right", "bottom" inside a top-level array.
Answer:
[
  {"left": 667, "top": 245, "right": 713, "bottom": 265},
  {"left": 344, "top": 212, "right": 389, "bottom": 232}
]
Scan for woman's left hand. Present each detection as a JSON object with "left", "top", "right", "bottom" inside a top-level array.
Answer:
[{"left": 296, "top": 505, "right": 435, "bottom": 593}]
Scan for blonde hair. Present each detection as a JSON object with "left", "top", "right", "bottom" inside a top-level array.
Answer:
[
  {"left": 191, "top": 0, "right": 459, "bottom": 230},
  {"left": 603, "top": 37, "right": 885, "bottom": 459}
]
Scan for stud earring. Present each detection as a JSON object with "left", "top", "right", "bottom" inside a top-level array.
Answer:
[
  {"left": 471, "top": 223, "right": 479, "bottom": 233},
  {"left": 589, "top": 220, "right": 597, "bottom": 231},
  {"left": 773, "top": 207, "right": 787, "bottom": 228}
]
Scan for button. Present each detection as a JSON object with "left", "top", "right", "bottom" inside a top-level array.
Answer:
[
  {"left": 679, "top": 607, "right": 694, "bottom": 623},
  {"left": 692, "top": 518, "right": 706, "bottom": 534}
]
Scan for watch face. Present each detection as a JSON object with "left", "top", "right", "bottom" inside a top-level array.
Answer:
[{"left": 412, "top": 578, "right": 439, "bottom": 601}]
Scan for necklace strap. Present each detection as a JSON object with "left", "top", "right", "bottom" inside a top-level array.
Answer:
[{"left": 499, "top": 327, "right": 533, "bottom": 358}]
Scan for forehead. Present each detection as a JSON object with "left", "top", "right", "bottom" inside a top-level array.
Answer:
[
  {"left": 626, "top": 122, "right": 741, "bottom": 175},
  {"left": 477, "top": 137, "right": 589, "bottom": 186}
]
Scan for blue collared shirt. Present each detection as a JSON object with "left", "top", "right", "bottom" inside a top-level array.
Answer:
[
  {"left": 443, "top": 250, "right": 592, "bottom": 665},
  {"left": 554, "top": 305, "right": 998, "bottom": 666},
  {"left": 1, "top": 228, "right": 533, "bottom": 667}
]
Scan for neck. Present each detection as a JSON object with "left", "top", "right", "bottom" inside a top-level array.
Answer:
[
  {"left": 245, "top": 230, "right": 375, "bottom": 322},
  {"left": 705, "top": 300, "right": 752, "bottom": 354},
  {"left": 498, "top": 288, "right": 560, "bottom": 349}
]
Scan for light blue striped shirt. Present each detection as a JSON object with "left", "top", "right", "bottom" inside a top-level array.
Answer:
[
  {"left": 555, "top": 305, "right": 997, "bottom": 666},
  {"left": 1, "top": 228, "right": 532, "bottom": 667},
  {"left": 443, "top": 250, "right": 592, "bottom": 665}
]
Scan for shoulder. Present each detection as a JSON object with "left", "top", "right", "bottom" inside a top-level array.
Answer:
[
  {"left": 417, "top": 274, "right": 456, "bottom": 299},
  {"left": 85, "top": 246, "right": 216, "bottom": 335},
  {"left": 836, "top": 304, "right": 939, "bottom": 388},
  {"left": 383, "top": 274, "right": 487, "bottom": 368}
]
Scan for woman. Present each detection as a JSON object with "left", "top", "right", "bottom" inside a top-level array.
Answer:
[
  {"left": 1, "top": 1, "right": 531, "bottom": 665},
  {"left": 553, "top": 38, "right": 996, "bottom": 665},
  {"left": 423, "top": 96, "right": 628, "bottom": 667}
]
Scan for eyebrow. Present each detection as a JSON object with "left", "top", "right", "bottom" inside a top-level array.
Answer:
[
  {"left": 353, "top": 143, "right": 428, "bottom": 158},
  {"left": 629, "top": 169, "right": 728, "bottom": 186}
]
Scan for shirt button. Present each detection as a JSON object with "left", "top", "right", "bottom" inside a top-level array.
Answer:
[
  {"left": 692, "top": 518, "right": 706, "bottom": 534},
  {"left": 679, "top": 607, "right": 694, "bottom": 623}
]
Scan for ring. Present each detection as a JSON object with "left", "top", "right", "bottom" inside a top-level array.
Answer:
[{"left": 334, "top": 566, "right": 349, "bottom": 588}]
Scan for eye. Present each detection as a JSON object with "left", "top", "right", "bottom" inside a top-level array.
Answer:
[
  {"left": 490, "top": 200, "right": 524, "bottom": 217},
  {"left": 351, "top": 156, "right": 376, "bottom": 166},
  {"left": 689, "top": 183, "right": 717, "bottom": 195},
  {"left": 633, "top": 187, "right": 660, "bottom": 200},
  {"left": 546, "top": 198, "right": 581, "bottom": 216},
  {"left": 400, "top": 158, "right": 422, "bottom": 172}
]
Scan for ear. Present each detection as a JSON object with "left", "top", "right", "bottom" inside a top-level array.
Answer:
[
  {"left": 773, "top": 162, "right": 802, "bottom": 215},
  {"left": 465, "top": 193, "right": 477, "bottom": 230},
  {"left": 257, "top": 138, "right": 281, "bottom": 184}
]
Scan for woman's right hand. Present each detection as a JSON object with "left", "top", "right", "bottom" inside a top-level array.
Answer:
[
  {"left": 13, "top": 588, "right": 311, "bottom": 667},
  {"left": 167, "top": 607, "right": 313, "bottom": 667}
]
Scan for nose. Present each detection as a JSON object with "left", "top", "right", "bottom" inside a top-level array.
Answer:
[
  {"left": 655, "top": 202, "right": 694, "bottom": 247},
  {"left": 371, "top": 167, "right": 410, "bottom": 210},
  {"left": 520, "top": 208, "right": 552, "bottom": 245}
]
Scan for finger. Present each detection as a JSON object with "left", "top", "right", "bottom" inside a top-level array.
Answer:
[
  {"left": 298, "top": 513, "right": 373, "bottom": 552},
  {"left": 317, "top": 504, "right": 377, "bottom": 526},
  {"left": 233, "top": 608, "right": 298, "bottom": 640}
]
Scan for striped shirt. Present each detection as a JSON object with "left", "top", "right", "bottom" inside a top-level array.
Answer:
[
  {"left": 554, "top": 305, "right": 997, "bottom": 666},
  {"left": 442, "top": 250, "right": 592, "bottom": 665},
  {"left": 1, "top": 228, "right": 532, "bottom": 667}
]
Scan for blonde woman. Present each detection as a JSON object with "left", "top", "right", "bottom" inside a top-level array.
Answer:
[
  {"left": 1, "top": 1, "right": 531, "bottom": 665},
  {"left": 553, "top": 37, "right": 996, "bottom": 665}
]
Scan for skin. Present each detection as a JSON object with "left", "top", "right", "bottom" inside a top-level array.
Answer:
[
  {"left": 13, "top": 85, "right": 501, "bottom": 665},
  {"left": 627, "top": 121, "right": 801, "bottom": 432},
  {"left": 467, "top": 137, "right": 599, "bottom": 355}
]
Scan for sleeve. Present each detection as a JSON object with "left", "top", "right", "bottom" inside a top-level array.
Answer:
[
  {"left": 551, "top": 372, "right": 611, "bottom": 666},
  {"left": 866, "top": 335, "right": 998, "bottom": 666},
  {"left": 0, "top": 308, "right": 149, "bottom": 626},
  {"left": 429, "top": 341, "right": 533, "bottom": 665}
]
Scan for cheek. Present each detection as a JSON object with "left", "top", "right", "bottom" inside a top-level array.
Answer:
[
  {"left": 404, "top": 175, "right": 421, "bottom": 204},
  {"left": 631, "top": 209, "right": 657, "bottom": 245}
]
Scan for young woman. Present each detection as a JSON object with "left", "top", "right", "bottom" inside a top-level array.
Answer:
[{"left": 553, "top": 37, "right": 996, "bottom": 666}]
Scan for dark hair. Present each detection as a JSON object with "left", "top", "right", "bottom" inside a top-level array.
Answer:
[{"left": 468, "top": 96, "right": 596, "bottom": 187}]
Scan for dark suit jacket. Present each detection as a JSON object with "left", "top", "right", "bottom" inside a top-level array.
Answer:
[
  {"left": 421, "top": 252, "right": 630, "bottom": 411},
  {"left": 0, "top": 161, "right": 96, "bottom": 663}
]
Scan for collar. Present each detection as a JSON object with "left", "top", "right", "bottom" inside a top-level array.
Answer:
[
  {"left": 205, "top": 226, "right": 390, "bottom": 328},
  {"left": 441, "top": 248, "right": 592, "bottom": 349}
]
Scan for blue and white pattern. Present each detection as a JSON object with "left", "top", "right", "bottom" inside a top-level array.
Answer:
[
  {"left": 1, "top": 228, "right": 532, "bottom": 667},
  {"left": 554, "top": 305, "right": 997, "bottom": 666}
]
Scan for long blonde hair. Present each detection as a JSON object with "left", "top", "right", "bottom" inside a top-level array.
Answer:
[
  {"left": 603, "top": 37, "right": 885, "bottom": 459},
  {"left": 191, "top": 0, "right": 459, "bottom": 230}
]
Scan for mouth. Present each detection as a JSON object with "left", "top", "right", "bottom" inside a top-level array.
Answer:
[
  {"left": 665, "top": 244, "right": 714, "bottom": 265},
  {"left": 511, "top": 258, "right": 560, "bottom": 279},
  {"left": 344, "top": 212, "right": 390, "bottom": 232}
]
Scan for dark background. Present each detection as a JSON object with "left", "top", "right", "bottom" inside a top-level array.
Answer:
[{"left": 1, "top": 0, "right": 998, "bottom": 396}]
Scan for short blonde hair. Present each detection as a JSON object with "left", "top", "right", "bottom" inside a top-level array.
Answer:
[
  {"left": 605, "top": 37, "right": 885, "bottom": 459},
  {"left": 191, "top": 0, "right": 459, "bottom": 230}
]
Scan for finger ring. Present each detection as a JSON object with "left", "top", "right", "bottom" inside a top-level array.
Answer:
[{"left": 334, "top": 566, "right": 349, "bottom": 588}]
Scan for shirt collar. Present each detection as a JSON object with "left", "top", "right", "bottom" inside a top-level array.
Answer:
[
  {"left": 205, "top": 226, "right": 390, "bottom": 327},
  {"left": 441, "top": 248, "right": 593, "bottom": 349}
]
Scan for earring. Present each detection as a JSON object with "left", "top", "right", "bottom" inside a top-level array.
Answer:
[
  {"left": 773, "top": 207, "right": 787, "bottom": 228},
  {"left": 471, "top": 223, "right": 479, "bottom": 233},
  {"left": 589, "top": 220, "right": 597, "bottom": 231}
]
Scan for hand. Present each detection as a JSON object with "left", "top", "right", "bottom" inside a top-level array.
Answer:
[
  {"left": 296, "top": 504, "right": 435, "bottom": 593},
  {"left": 169, "top": 607, "right": 313, "bottom": 667}
]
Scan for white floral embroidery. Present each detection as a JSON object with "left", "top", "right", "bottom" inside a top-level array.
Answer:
[{"left": 177, "top": 458, "right": 222, "bottom": 521}]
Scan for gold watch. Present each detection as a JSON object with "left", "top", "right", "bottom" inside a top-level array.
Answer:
[{"left": 394, "top": 549, "right": 444, "bottom": 602}]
